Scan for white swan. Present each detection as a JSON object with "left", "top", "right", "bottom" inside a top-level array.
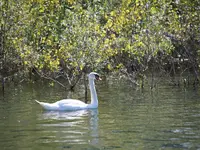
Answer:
[{"left": 35, "top": 72, "right": 101, "bottom": 111}]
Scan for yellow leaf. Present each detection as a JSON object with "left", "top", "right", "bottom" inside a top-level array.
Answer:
[
  {"left": 107, "top": 64, "right": 112, "bottom": 70},
  {"left": 95, "top": 25, "right": 100, "bottom": 31},
  {"left": 111, "top": 34, "right": 116, "bottom": 39},
  {"left": 47, "top": 40, "right": 51, "bottom": 45},
  {"left": 106, "top": 20, "right": 113, "bottom": 28},
  {"left": 110, "top": 11, "right": 115, "bottom": 17},
  {"left": 105, "top": 39, "right": 110, "bottom": 44}
]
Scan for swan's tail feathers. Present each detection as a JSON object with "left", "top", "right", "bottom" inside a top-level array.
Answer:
[
  {"left": 35, "top": 100, "right": 41, "bottom": 104},
  {"left": 35, "top": 100, "right": 46, "bottom": 108},
  {"left": 35, "top": 100, "right": 58, "bottom": 110}
]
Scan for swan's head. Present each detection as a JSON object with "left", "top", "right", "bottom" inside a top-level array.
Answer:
[{"left": 89, "top": 72, "right": 101, "bottom": 80}]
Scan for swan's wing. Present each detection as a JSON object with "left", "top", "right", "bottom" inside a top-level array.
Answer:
[
  {"left": 57, "top": 99, "right": 86, "bottom": 105},
  {"left": 56, "top": 99, "right": 88, "bottom": 110}
]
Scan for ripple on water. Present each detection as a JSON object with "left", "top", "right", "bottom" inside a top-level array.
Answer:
[{"left": 35, "top": 110, "right": 99, "bottom": 145}]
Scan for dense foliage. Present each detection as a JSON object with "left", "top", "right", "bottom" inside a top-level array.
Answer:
[{"left": 0, "top": 0, "right": 200, "bottom": 88}]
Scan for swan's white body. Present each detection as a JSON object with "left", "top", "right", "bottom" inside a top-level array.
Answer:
[{"left": 35, "top": 72, "right": 100, "bottom": 111}]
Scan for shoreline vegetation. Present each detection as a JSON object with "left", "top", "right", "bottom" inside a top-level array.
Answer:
[{"left": 0, "top": 0, "right": 200, "bottom": 92}]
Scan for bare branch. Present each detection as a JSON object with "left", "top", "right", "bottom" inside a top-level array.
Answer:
[{"left": 33, "top": 68, "right": 67, "bottom": 88}]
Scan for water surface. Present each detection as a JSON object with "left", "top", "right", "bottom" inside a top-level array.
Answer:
[{"left": 0, "top": 79, "right": 200, "bottom": 149}]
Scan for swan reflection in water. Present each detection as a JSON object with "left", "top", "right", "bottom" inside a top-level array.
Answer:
[{"left": 37, "top": 109, "right": 99, "bottom": 146}]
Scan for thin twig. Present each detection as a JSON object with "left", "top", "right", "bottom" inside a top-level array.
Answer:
[{"left": 33, "top": 68, "right": 66, "bottom": 88}]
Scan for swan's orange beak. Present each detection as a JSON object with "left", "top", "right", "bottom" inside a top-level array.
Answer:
[
  {"left": 95, "top": 76, "right": 102, "bottom": 81},
  {"left": 96, "top": 76, "right": 102, "bottom": 81},
  {"left": 94, "top": 73, "right": 102, "bottom": 80},
  {"left": 98, "top": 77, "right": 102, "bottom": 81}
]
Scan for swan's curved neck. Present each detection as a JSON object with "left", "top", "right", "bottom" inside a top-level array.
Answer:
[{"left": 89, "top": 78, "right": 98, "bottom": 107}]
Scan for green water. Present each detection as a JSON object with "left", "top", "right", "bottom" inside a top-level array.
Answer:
[{"left": 0, "top": 79, "right": 200, "bottom": 150}]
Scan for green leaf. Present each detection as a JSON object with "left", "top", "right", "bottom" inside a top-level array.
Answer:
[{"left": 150, "top": 7, "right": 158, "bottom": 14}]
